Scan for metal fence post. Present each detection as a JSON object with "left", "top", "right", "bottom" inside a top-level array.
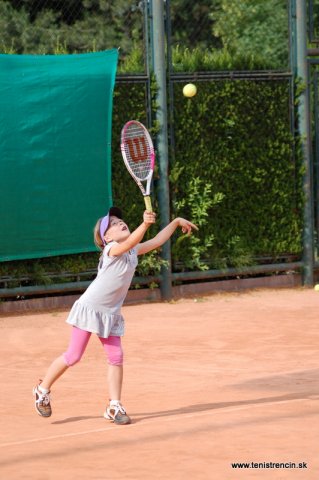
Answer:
[
  {"left": 295, "top": 0, "right": 314, "bottom": 285},
  {"left": 149, "top": 0, "right": 172, "bottom": 299}
]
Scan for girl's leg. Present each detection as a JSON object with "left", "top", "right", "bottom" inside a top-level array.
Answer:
[
  {"left": 34, "top": 327, "right": 91, "bottom": 417},
  {"left": 98, "top": 335, "right": 124, "bottom": 400},
  {"left": 40, "top": 355, "right": 69, "bottom": 391},
  {"left": 41, "top": 327, "right": 92, "bottom": 390},
  {"left": 99, "top": 335, "right": 130, "bottom": 424},
  {"left": 107, "top": 364, "right": 123, "bottom": 400}
]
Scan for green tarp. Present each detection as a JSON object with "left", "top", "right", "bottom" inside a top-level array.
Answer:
[{"left": 0, "top": 49, "right": 118, "bottom": 261}]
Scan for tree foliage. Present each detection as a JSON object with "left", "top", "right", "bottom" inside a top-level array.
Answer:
[
  {"left": 0, "top": 0, "right": 145, "bottom": 58},
  {"left": 212, "top": 0, "right": 288, "bottom": 69},
  {"left": 168, "top": 0, "right": 221, "bottom": 50},
  {"left": 0, "top": 0, "right": 289, "bottom": 69}
]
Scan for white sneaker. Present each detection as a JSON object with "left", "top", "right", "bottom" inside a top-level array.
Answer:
[
  {"left": 104, "top": 401, "right": 131, "bottom": 425},
  {"left": 33, "top": 381, "right": 52, "bottom": 417}
]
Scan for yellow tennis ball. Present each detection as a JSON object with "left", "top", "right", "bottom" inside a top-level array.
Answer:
[
  {"left": 183, "top": 83, "right": 197, "bottom": 98},
  {"left": 314, "top": 284, "right": 319, "bottom": 291}
]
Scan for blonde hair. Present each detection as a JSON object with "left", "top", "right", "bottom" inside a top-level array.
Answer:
[{"left": 93, "top": 217, "right": 105, "bottom": 251}]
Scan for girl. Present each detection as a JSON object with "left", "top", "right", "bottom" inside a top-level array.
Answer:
[{"left": 33, "top": 207, "right": 198, "bottom": 425}]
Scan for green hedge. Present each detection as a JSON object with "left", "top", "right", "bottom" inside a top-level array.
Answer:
[
  {"left": 170, "top": 79, "right": 303, "bottom": 270},
  {"left": 0, "top": 65, "right": 303, "bottom": 287}
]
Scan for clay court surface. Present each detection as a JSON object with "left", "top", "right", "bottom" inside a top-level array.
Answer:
[{"left": 0, "top": 288, "right": 318, "bottom": 479}]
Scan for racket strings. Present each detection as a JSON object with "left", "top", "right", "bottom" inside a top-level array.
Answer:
[{"left": 123, "top": 124, "right": 152, "bottom": 180}]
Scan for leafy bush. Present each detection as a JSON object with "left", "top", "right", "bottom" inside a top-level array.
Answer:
[
  {"left": 172, "top": 46, "right": 276, "bottom": 72},
  {"left": 171, "top": 78, "right": 303, "bottom": 268}
]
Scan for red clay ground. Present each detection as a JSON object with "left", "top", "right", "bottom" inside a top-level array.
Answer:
[{"left": 0, "top": 288, "right": 318, "bottom": 479}]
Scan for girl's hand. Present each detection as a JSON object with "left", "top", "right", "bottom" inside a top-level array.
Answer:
[
  {"left": 178, "top": 218, "right": 198, "bottom": 235},
  {"left": 143, "top": 210, "right": 156, "bottom": 226}
]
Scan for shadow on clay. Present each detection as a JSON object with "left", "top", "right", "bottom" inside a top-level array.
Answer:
[
  {"left": 51, "top": 415, "right": 101, "bottom": 424},
  {"left": 51, "top": 369, "right": 319, "bottom": 425},
  {"left": 230, "top": 368, "right": 319, "bottom": 392},
  {"left": 130, "top": 390, "right": 319, "bottom": 423}
]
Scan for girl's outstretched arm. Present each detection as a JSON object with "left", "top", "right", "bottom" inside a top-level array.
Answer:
[{"left": 136, "top": 217, "right": 198, "bottom": 256}]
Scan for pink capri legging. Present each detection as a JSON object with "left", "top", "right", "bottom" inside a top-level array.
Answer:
[{"left": 63, "top": 326, "right": 123, "bottom": 367}]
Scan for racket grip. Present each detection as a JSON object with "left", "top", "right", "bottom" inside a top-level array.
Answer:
[{"left": 144, "top": 195, "right": 153, "bottom": 212}]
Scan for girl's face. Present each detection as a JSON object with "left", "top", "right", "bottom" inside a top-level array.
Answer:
[{"left": 104, "top": 216, "right": 130, "bottom": 243}]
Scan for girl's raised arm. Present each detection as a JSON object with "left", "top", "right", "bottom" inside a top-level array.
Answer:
[
  {"left": 136, "top": 218, "right": 198, "bottom": 256},
  {"left": 108, "top": 211, "right": 156, "bottom": 256}
]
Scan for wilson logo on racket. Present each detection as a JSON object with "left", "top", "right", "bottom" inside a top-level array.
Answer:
[
  {"left": 121, "top": 120, "right": 155, "bottom": 212},
  {"left": 125, "top": 137, "right": 148, "bottom": 163}
]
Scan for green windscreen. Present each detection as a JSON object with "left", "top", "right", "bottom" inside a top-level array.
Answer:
[{"left": 0, "top": 49, "right": 118, "bottom": 261}]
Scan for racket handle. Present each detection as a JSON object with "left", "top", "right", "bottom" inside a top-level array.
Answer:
[{"left": 144, "top": 195, "right": 153, "bottom": 212}]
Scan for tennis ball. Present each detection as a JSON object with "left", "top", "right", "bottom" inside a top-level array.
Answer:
[
  {"left": 314, "top": 284, "right": 319, "bottom": 291},
  {"left": 183, "top": 83, "right": 197, "bottom": 98}
]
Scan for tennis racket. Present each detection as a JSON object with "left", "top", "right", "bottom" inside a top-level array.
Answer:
[{"left": 120, "top": 120, "right": 155, "bottom": 212}]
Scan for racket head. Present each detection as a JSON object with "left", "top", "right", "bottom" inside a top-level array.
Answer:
[{"left": 120, "top": 121, "right": 155, "bottom": 182}]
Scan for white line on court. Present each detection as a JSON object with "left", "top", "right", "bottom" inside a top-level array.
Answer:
[{"left": 0, "top": 396, "right": 315, "bottom": 449}]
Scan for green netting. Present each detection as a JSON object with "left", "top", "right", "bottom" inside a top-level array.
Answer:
[{"left": 0, "top": 49, "right": 118, "bottom": 261}]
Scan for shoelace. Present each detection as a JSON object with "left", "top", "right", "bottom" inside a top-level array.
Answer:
[
  {"left": 37, "top": 390, "right": 50, "bottom": 406},
  {"left": 109, "top": 403, "right": 126, "bottom": 417}
]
